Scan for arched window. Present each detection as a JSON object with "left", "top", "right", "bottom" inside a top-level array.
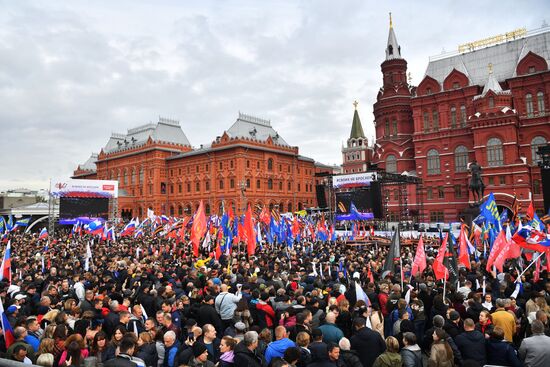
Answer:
[
  {"left": 139, "top": 167, "right": 144, "bottom": 183},
  {"left": 205, "top": 204, "right": 210, "bottom": 215},
  {"left": 386, "top": 154, "right": 397, "bottom": 173},
  {"left": 131, "top": 168, "right": 136, "bottom": 184},
  {"left": 256, "top": 179, "right": 261, "bottom": 189},
  {"left": 392, "top": 119, "right": 398, "bottom": 137},
  {"left": 219, "top": 179, "right": 224, "bottom": 189},
  {"left": 384, "top": 119, "right": 390, "bottom": 136},
  {"left": 287, "top": 203, "right": 292, "bottom": 212},
  {"left": 489, "top": 96, "right": 495, "bottom": 108},
  {"left": 268, "top": 179, "right": 273, "bottom": 190},
  {"left": 460, "top": 105, "right": 467, "bottom": 127},
  {"left": 537, "top": 91, "right": 545, "bottom": 113},
  {"left": 267, "top": 158, "right": 273, "bottom": 171},
  {"left": 178, "top": 205, "right": 183, "bottom": 216},
  {"left": 487, "top": 138, "right": 503, "bottom": 166},
  {"left": 454, "top": 145, "right": 468, "bottom": 172},
  {"left": 427, "top": 149, "right": 441, "bottom": 175},
  {"left": 450, "top": 106, "right": 457, "bottom": 128},
  {"left": 526, "top": 93, "right": 534, "bottom": 117},
  {"left": 169, "top": 206, "right": 174, "bottom": 216},
  {"left": 531, "top": 136, "right": 547, "bottom": 164}
]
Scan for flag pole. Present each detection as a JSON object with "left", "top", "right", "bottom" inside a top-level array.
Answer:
[
  {"left": 515, "top": 252, "right": 545, "bottom": 280},
  {"left": 443, "top": 268, "right": 447, "bottom": 305}
]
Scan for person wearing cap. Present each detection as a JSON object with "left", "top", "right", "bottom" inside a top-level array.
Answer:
[
  {"left": 6, "top": 304, "right": 20, "bottom": 327},
  {"left": 443, "top": 310, "right": 462, "bottom": 340},
  {"left": 189, "top": 341, "right": 215, "bottom": 367}
]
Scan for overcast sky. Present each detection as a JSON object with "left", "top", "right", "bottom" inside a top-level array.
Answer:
[{"left": 1, "top": 0, "right": 548, "bottom": 191}]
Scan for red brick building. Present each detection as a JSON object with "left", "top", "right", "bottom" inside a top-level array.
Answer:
[
  {"left": 74, "top": 114, "right": 325, "bottom": 218},
  {"left": 371, "top": 21, "right": 550, "bottom": 223}
]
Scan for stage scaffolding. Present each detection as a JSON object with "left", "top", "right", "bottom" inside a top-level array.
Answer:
[{"left": 376, "top": 172, "right": 423, "bottom": 230}]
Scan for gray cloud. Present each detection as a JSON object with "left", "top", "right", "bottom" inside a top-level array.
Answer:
[{"left": 0, "top": 0, "right": 547, "bottom": 190}]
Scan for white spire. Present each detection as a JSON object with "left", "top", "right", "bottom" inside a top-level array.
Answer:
[
  {"left": 481, "top": 63, "right": 502, "bottom": 96},
  {"left": 385, "top": 12, "right": 402, "bottom": 60}
]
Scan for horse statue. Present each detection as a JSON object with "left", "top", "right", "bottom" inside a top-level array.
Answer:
[{"left": 469, "top": 160, "right": 485, "bottom": 203}]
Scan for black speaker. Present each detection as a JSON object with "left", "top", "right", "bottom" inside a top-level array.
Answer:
[
  {"left": 370, "top": 181, "right": 382, "bottom": 218},
  {"left": 316, "top": 185, "right": 327, "bottom": 208}
]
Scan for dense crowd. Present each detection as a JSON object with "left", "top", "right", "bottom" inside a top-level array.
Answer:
[{"left": 1, "top": 228, "right": 550, "bottom": 367}]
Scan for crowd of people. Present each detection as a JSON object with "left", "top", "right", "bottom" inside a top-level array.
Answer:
[{"left": 0, "top": 225, "right": 550, "bottom": 367}]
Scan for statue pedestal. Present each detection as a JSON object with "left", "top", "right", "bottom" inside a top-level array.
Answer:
[{"left": 462, "top": 202, "right": 481, "bottom": 224}]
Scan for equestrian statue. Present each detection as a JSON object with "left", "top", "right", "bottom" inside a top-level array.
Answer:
[{"left": 468, "top": 160, "right": 485, "bottom": 203}]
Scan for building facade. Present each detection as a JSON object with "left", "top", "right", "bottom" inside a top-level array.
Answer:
[
  {"left": 371, "top": 21, "right": 550, "bottom": 223},
  {"left": 74, "top": 114, "right": 325, "bottom": 218}
]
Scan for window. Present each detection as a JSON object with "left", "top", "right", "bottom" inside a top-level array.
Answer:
[
  {"left": 178, "top": 206, "right": 183, "bottom": 216},
  {"left": 230, "top": 178, "right": 235, "bottom": 189},
  {"left": 170, "top": 184, "right": 174, "bottom": 194},
  {"left": 178, "top": 183, "right": 182, "bottom": 193},
  {"left": 385, "top": 119, "right": 390, "bottom": 137},
  {"left": 526, "top": 93, "right": 534, "bottom": 117},
  {"left": 246, "top": 179, "right": 250, "bottom": 188},
  {"left": 487, "top": 137, "right": 503, "bottom": 166},
  {"left": 423, "top": 112, "right": 430, "bottom": 132},
  {"left": 219, "top": 179, "right": 224, "bottom": 189},
  {"left": 195, "top": 182, "right": 200, "bottom": 191},
  {"left": 298, "top": 183, "right": 301, "bottom": 192},
  {"left": 186, "top": 183, "right": 191, "bottom": 192},
  {"left": 131, "top": 168, "right": 136, "bottom": 184},
  {"left": 393, "top": 189, "right": 399, "bottom": 200},
  {"left": 529, "top": 66, "right": 536, "bottom": 73},
  {"left": 438, "top": 186, "right": 445, "bottom": 199},
  {"left": 268, "top": 179, "right": 273, "bottom": 190},
  {"left": 454, "top": 185, "right": 462, "bottom": 198},
  {"left": 427, "top": 149, "right": 440, "bottom": 175},
  {"left": 386, "top": 154, "right": 397, "bottom": 173},
  {"left": 489, "top": 96, "right": 494, "bottom": 108},
  {"left": 430, "top": 211, "right": 444, "bottom": 222},
  {"left": 460, "top": 105, "right": 467, "bottom": 127},
  {"left": 279, "top": 164, "right": 282, "bottom": 171},
  {"left": 432, "top": 110, "right": 439, "bottom": 131},
  {"left": 426, "top": 187, "right": 433, "bottom": 200},
  {"left": 453, "top": 82, "right": 460, "bottom": 89},
  {"left": 196, "top": 165, "right": 199, "bottom": 173},
  {"left": 499, "top": 176, "right": 506, "bottom": 185},
  {"left": 170, "top": 206, "right": 174, "bottom": 216},
  {"left": 247, "top": 160, "right": 250, "bottom": 168},
  {"left": 160, "top": 182, "right": 166, "bottom": 194},
  {"left": 537, "top": 92, "right": 545, "bottom": 113},
  {"left": 257, "top": 162, "right": 260, "bottom": 169},
  {"left": 454, "top": 145, "right": 468, "bottom": 172},
  {"left": 205, "top": 204, "right": 210, "bottom": 215},
  {"left": 219, "top": 162, "right": 223, "bottom": 170},
  {"left": 392, "top": 119, "right": 398, "bottom": 137},
  {"left": 205, "top": 181, "right": 210, "bottom": 191},
  {"left": 205, "top": 164, "right": 209, "bottom": 171},
  {"left": 488, "top": 177, "right": 494, "bottom": 185},
  {"left": 450, "top": 106, "right": 457, "bottom": 129},
  {"left": 288, "top": 182, "right": 291, "bottom": 190},
  {"left": 122, "top": 169, "right": 127, "bottom": 185},
  {"left": 534, "top": 179, "right": 541, "bottom": 194},
  {"left": 531, "top": 136, "right": 547, "bottom": 164},
  {"left": 256, "top": 179, "right": 260, "bottom": 189},
  {"left": 230, "top": 160, "right": 234, "bottom": 169},
  {"left": 279, "top": 181, "right": 282, "bottom": 190},
  {"left": 288, "top": 203, "right": 292, "bottom": 212}
]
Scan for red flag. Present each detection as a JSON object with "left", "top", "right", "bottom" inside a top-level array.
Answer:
[
  {"left": 486, "top": 230, "right": 508, "bottom": 272},
  {"left": 534, "top": 255, "right": 541, "bottom": 282},
  {"left": 433, "top": 234, "right": 448, "bottom": 280},
  {"left": 215, "top": 243, "right": 221, "bottom": 261},
  {"left": 190, "top": 201, "right": 207, "bottom": 257},
  {"left": 411, "top": 236, "right": 427, "bottom": 277},
  {"left": 458, "top": 224, "right": 471, "bottom": 269},
  {"left": 526, "top": 201, "right": 535, "bottom": 221},
  {"left": 367, "top": 267, "right": 374, "bottom": 283},
  {"left": 259, "top": 206, "right": 271, "bottom": 225},
  {"left": 244, "top": 204, "right": 256, "bottom": 256},
  {"left": 291, "top": 217, "right": 300, "bottom": 236}
]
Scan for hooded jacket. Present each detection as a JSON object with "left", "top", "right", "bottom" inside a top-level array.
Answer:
[
  {"left": 372, "top": 352, "right": 402, "bottom": 367},
  {"left": 264, "top": 337, "right": 296, "bottom": 364},
  {"left": 400, "top": 345, "right": 422, "bottom": 367}
]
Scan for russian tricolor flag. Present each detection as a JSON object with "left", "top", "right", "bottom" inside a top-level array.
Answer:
[
  {"left": 39, "top": 227, "right": 48, "bottom": 240},
  {"left": 0, "top": 298, "right": 14, "bottom": 347},
  {"left": 121, "top": 221, "right": 136, "bottom": 237},
  {"left": 0, "top": 241, "right": 11, "bottom": 283}
]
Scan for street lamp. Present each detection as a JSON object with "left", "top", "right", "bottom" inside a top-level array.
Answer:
[{"left": 239, "top": 179, "right": 247, "bottom": 213}]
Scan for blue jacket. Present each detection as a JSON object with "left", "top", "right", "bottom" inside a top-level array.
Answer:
[
  {"left": 265, "top": 338, "right": 296, "bottom": 364},
  {"left": 319, "top": 323, "right": 344, "bottom": 345},
  {"left": 163, "top": 343, "right": 180, "bottom": 367}
]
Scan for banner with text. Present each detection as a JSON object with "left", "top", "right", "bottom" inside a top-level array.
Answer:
[
  {"left": 333, "top": 172, "right": 377, "bottom": 188},
  {"left": 50, "top": 178, "right": 119, "bottom": 198}
]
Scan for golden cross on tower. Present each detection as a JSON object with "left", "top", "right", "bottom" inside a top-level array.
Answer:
[
  {"left": 353, "top": 100, "right": 359, "bottom": 110},
  {"left": 389, "top": 12, "right": 393, "bottom": 29},
  {"left": 488, "top": 63, "right": 493, "bottom": 74}
]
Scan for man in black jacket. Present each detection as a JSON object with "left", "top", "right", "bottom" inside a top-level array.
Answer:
[
  {"left": 350, "top": 317, "right": 385, "bottom": 367},
  {"left": 234, "top": 331, "right": 263, "bottom": 367},
  {"left": 198, "top": 295, "right": 223, "bottom": 335},
  {"left": 105, "top": 338, "right": 138, "bottom": 367},
  {"left": 454, "top": 318, "right": 486, "bottom": 366}
]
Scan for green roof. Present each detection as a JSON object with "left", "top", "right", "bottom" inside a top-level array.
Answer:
[{"left": 349, "top": 109, "right": 365, "bottom": 139}]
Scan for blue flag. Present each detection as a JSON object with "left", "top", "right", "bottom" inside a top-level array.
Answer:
[{"left": 480, "top": 193, "right": 501, "bottom": 230}]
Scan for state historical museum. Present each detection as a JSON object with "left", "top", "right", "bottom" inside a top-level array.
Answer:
[{"left": 343, "top": 20, "right": 549, "bottom": 223}]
